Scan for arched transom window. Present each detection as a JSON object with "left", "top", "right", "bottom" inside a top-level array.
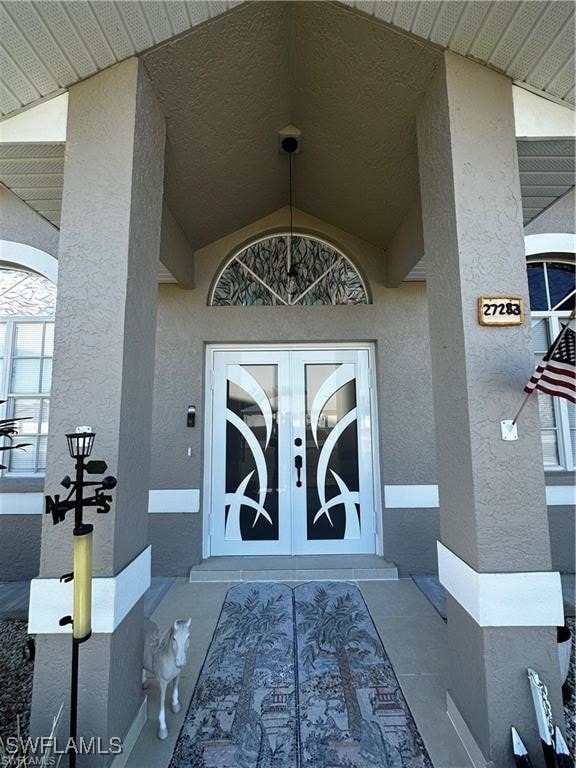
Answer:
[{"left": 210, "top": 234, "right": 368, "bottom": 306}]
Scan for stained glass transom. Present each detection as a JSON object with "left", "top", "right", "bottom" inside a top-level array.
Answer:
[
  {"left": 0, "top": 269, "right": 56, "bottom": 316},
  {"left": 210, "top": 235, "right": 368, "bottom": 306}
]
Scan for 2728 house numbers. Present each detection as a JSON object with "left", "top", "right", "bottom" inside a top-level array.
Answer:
[{"left": 478, "top": 296, "right": 524, "bottom": 326}]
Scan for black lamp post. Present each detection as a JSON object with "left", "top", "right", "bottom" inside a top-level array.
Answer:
[{"left": 45, "top": 427, "right": 117, "bottom": 768}]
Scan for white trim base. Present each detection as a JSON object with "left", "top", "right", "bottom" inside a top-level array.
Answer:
[
  {"left": 0, "top": 493, "right": 44, "bottom": 515},
  {"left": 437, "top": 542, "right": 564, "bottom": 627},
  {"left": 545, "top": 486, "right": 575, "bottom": 506},
  {"left": 28, "top": 546, "right": 151, "bottom": 634},
  {"left": 383, "top": 484, "right": 574, "bottom": 508},
  {"left": 0, "top": 490, "right": 201, "bottom": 515},
  {"left": 148, "top": 488, "right": 199, "bottom": 513},
  {"left": 1, "top": 485, "right": 571, "bottom": 515},
  {"left": 384, "top": 484, "right": 439, "bottom": 508}
]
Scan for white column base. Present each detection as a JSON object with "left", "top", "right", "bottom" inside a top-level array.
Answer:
[
  {"left": 28, "top": 546, "right": 151, "bottom": 634},
  {"left": 437, "top": 542, "right": 564, "bottom": 627}
]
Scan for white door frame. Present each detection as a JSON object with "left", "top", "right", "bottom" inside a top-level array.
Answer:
[{"left": 202, "top": 343, "right": 383, "bottom": 558}]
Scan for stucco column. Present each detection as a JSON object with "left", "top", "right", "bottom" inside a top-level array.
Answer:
[
  {"left": 417, "top": 52, "right": 564, "bottom": 767},
  {"left": 30, "top": 58, "right": 165, "bottom": 765}
]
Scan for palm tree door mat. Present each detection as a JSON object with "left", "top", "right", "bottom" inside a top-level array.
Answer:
[{"left": 169, "top": 582, "right": 433, "bottom": 768}]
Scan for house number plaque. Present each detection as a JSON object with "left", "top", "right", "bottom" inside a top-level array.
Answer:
[{"left": 478, "top": 296, "right": 524, "bottom": 326}]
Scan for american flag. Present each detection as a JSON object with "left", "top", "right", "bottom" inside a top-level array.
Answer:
[{"left": 524, "top": 325, "right": 576, "bottom": 404}]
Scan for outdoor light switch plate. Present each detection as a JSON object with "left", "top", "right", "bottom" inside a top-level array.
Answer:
[{"left": 501, "top": 420, "right": 518, "bottom": 441}]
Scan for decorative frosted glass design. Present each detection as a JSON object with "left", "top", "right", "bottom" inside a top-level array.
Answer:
[
  {"left": 0, "top": 269, "right": 56, "bottom": 316},
  {"left": 305, "top": 364, "right": 360, "bottom": 541},
  {"left": 225, "top": 364, "right": 279, "bottom": 542},
  {"left": 211, "top": 235, "right": 368, "bottom": 306}
]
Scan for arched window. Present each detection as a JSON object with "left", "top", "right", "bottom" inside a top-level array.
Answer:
[
  {"left": 210, "top": 234, "right": 368, "bottom": 306},
  {"left": 527, "top": 258, "right": 575, "bottom": 470}
]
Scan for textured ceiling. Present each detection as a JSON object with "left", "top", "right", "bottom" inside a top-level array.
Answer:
[
  {"left": 289, "top": 3, "right": 440, "bottom": 250},
  {"left": 0, "top": 1, "right": 573, "bottom": 253},
  {"left": 0, "top": 1, "right": 239, "bottom": 117},
  {"left": 0, "top": 1, "right": 573, "bottom": 121},
  {"left": 145, "top": 2, "right": 292, "bottom": 250},
  {"left": 345, "top": 1, "right": 575, "bottom": 106},
  {"left": 144, "top": 1, "right": 442, "bottom": 250}
]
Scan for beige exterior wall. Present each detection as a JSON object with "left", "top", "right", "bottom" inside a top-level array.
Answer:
[
  {"left": 2, "top": 204, "right": 573, "bottom": 579},
  {"left": 149, "top": 209, "right": 437, "bottom": 570},
  {"left": 0, "top": 186, "right": 59, "bottom": 258},
  {"left": 524, "top": 187, "right": 575, "bottom": 236}
]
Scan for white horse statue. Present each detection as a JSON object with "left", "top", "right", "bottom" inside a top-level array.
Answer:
[{"left": 143, "top": 617, "right": 191, "bottom": 740}]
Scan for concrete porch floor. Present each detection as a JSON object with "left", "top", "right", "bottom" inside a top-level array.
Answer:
[{"left": 124, "top": 576, "right": 475, "bottom": 768}]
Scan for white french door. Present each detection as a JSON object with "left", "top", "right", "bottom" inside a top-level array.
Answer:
[{"left": 208, "top": 346, "right": 377, "bottom": 555}]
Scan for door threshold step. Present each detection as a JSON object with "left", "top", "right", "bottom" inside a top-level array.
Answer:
[{"left": 189, "top": 556, "right": 398, "bottom": 583}]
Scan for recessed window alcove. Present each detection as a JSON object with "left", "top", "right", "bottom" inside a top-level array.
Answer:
[{"left": 210, "top": 234, "right": 369, "bottom": 307}]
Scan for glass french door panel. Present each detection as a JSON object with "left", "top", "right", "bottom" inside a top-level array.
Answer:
[
  {"left": 225, "top": 364, "right": 279, "bottom": 542},
  {"left": 211, "top": 351, "right": 292, "bottom": 556},
  {"left": 304, "top": 364, "right": 360, "bottom": 541},
  {"left": 290, "top": 348, "right": 375, "bottom": 555}
]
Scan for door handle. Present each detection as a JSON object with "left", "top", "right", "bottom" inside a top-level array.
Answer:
[{"left": 294, "top": 454, "right": 303, "bottom": 487}]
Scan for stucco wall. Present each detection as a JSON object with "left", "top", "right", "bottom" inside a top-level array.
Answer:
[
  {"left": 0, "top": 515, "right": 42, "bottom": 580},
  {"left": 1, "top": 207, "right": 573, "bottom": 580},
  {"left": 148, "top": 209, "right": 438, "bottom": 573},
  {"left": 524, "top": 187, "right": 575, "bottom": 236},
  {"left": 0, "top": 186, "right": 59, "bottom": 257},
  {"left": 548, "top": 506, "right": 575, "bottom": 573}
]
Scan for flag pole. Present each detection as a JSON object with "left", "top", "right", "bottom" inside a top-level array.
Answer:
[
  {"left": 511, "top": 390, "right": 534, "bottom": 427},
  {"left": 512, "top": 308, "right": 575, "bottom": 426}
]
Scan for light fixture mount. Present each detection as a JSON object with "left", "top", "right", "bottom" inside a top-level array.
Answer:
[
  {"left": 282, "top": 136, "right": 298, "bottom": 154},
  {"left": 279, "top": 124, "right": 301, "bottom": 154}
]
